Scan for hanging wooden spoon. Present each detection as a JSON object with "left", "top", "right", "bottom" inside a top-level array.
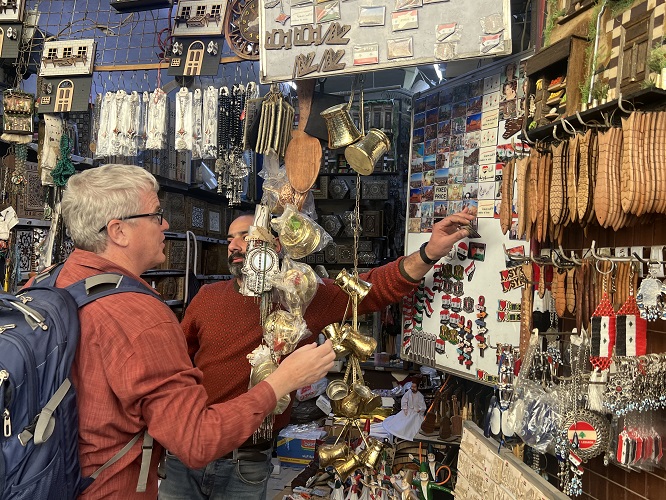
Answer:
[{"left": 285, "top": 78, "right": 322, "bottom": 194}]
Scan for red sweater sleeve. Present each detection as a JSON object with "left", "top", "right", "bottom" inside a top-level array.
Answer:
[{"left": 303, "top": 256, "right": 418, "bottom": 335}]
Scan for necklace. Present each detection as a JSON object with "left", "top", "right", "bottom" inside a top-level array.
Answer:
[
  {"left": 146, "top": 88, "right": 166, "bottom": 150},
  {"left": 175, "top": 88, "right": 191, "bottom": 151},
  {"left": 203, "top": 86, "right": 218, "bottom": 158},
  {"left": 192, "top": 88, "right": 203, "bottom": 159}
]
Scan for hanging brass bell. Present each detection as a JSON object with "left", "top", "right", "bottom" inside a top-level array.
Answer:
[
  {"left": 320, "top": 103, "right": 362, "bottom": 149},
  {"left": 344, "top": 128, "right": 391, "bottom": 175}
]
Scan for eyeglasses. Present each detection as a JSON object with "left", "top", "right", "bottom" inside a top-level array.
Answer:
[{"left": 98, "top": 208, "right": 164, "bottom": 233}]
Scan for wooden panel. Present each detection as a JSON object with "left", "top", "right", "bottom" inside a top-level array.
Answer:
[{"left": 525, "top": 36, "right": 574, "bottom": 76}]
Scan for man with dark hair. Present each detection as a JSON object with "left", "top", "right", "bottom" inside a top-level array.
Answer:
[{"left": 159, "top": 208, "right": 474, "bottom": 499}]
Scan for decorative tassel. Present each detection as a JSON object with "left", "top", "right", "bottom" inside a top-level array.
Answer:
[{"left": 587, "top": 367, "right": 608, "bottom": 412}]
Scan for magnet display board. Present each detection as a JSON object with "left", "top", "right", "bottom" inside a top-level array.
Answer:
[
  {"left": 259, "top": 0, "right": 512, "bottom": 83},
  {"left": 402, "top": 52, "right": 532, "bottom": 383}
]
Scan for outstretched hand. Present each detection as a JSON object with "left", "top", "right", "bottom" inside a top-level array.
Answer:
[{"left": 423, "top": 208, "right": 475, "bottom": 261}]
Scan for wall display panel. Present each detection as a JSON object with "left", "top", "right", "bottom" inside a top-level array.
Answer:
[
  {"left": 403, "top": 51, "right": 531, "bottom": 383},
  {"left": 259, "top": 0, "right": 512, "bottom": 83}
]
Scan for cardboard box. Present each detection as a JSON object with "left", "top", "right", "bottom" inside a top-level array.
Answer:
[{"left": 276, "top": 435, "right": 323, "bottom": 467}]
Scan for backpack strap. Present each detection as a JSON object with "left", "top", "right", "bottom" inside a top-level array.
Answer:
[
  {"left": 88, "top": 430, "right": 153, "bottom": 493},
  {"left": 18, "top": 379, "right": 72, "bottom": 446},
  {"left": 66, "top": 273, "right": 161, "bottom": 307}
]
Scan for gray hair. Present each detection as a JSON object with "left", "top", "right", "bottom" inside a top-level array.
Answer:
[{"left": 61, "top": 164, "right": 159, "bottom": 253}]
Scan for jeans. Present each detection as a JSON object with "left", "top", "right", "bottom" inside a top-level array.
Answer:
[{"left": 158, "top": 449, "right": 273, "bottom": 500}]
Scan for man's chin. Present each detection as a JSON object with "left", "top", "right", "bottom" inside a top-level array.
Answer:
[{"left": 229, "top": 263, "right": 244, "bottom": 278}]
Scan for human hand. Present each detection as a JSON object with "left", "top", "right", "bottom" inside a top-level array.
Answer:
[
  {"left": 265, "top": 340, "right": 335, "bottom": 401},
  {"left": 423, "top": 208, "right": 475, "bottom": 260}
]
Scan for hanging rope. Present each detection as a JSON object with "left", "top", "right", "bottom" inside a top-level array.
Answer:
[{"left": 51, "top": 134, "right": 76, "bottom": 187}]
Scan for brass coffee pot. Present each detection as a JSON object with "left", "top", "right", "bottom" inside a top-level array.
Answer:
[
  {"left": 333, "top": 451, "right": 361, "bottom": 481},
  {"left": 356, "top": 437, "right": 384, "bottom": 469},
  {"left": 318, "top": 443, "right": 350, "bottom": 467},
  {"left": 345, "top": 128, "right": 391, "bottom": 175},
  {"left": 322, "top": 323, "right": 351, "bottom": 359},
  {"left": 334, "top": 268, "right": 372, "bottom": 301},
  {"left": 320, "top": 102, "right": 362, "bottom": 149}
]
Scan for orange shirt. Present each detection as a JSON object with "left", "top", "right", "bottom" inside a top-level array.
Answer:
[{"left": 57, "top": 249, "right": 277, "bottom": 499}]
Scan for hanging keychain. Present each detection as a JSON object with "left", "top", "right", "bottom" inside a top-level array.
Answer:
[{"left": 636, "top": 251, "right": 666, "bottom": 320}]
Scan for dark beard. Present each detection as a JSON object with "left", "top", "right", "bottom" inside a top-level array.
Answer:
[{"left": 228, "top": 251, "right": 245, "bottom": 278}]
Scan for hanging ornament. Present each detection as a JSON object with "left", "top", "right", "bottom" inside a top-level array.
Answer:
[
  {"left": 636, "top": 262, "right": 666, "bottom": 321},
  {"left": 51, "top": 135, "right": 76, "bottom": 187},
  {"left": 615, "top": 264, "right": 647, "bottom": 357}
]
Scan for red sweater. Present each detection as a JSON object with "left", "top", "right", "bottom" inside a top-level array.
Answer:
[{"left": 181, "top": 257, "right": 418, "bottom": 430}]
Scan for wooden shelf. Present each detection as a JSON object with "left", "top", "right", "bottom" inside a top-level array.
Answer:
[
  {"left": 522, "top": 88, "right": 666, "bottom": 142},
  {"left": 318, "top": 171, "right": 399, "bottom": 176},
  {"left": 163, "top": 231, "right": 229, "bottom": 245},
  {"left": 18, "top": 218, "right": 51, "bottom": 228}
]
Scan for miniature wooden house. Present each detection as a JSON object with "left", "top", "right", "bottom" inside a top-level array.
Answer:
[
  {"left": 0, "top": 0, "right": 24, "bottom": 23},
  {"left": 36, "top": 76, "right": 93, "bottom": 114},
  {"left": 39, "top": 39, "right": 96, "bottom": 77},
  {"left": 168, "top": 37, "right": 223, "bottom": 76},
  {"left": 0, "top": 23, "right": 23, "bottom": 59},
  {"left": 172, "top": 0, "right": 227, "bottom": 37}
]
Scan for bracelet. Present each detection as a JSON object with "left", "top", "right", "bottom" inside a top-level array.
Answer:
[{"left": 419, "top": 242, "right": 439, "bottom": 265}]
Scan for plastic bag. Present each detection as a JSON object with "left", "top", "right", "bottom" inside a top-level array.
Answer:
[
  {"left": 259, "top": 151, "right": 314, "bottom": 216},
  {"left": 296, "top": 377, "right": 328, "bottom": 402},
  {"left": 271, "top": 204, "right": 332, "bottom": 259},
  {"left": 515, "top": 380, "right": 561, "bottom": 453},
  {"left": 263, "top": 309, "right": 311, "bottom": 357},
  {"left": 247, "top": 344, "right": 290, "bottom": 414},
  {"left": 270, "top": 257, "right": 321, "bottom": 314}
]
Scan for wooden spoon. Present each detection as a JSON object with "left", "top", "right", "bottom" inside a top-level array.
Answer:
[{"left": 285, "top": 78, "right": 322, "bottom": 194}]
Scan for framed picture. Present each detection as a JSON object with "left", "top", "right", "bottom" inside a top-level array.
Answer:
[
  {"left": 359, "top": 5, "right": 385, "bottom": 26},
  {"left": 312, "top": 176, "right": 329, "bottom": 199}
]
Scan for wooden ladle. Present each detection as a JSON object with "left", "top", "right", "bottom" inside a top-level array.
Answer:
[{"left": 284, "top": 78, "right": 322, "bottom": 194}]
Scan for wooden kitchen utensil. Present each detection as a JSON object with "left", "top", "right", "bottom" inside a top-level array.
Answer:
[{"left": 285, "top": 78, "right": 322, "bottom": 193}]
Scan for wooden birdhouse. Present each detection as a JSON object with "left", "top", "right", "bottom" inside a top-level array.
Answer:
[
  {"left": 39, "top": 39, "right": 96, "bottom": 77},
  {"left": 36, "top": 39, "right": 95, "bottom": 113}
]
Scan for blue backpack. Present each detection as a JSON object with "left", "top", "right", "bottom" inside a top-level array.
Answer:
[{"left": 0, "top": 265, "right": 158, "bottom": 499}]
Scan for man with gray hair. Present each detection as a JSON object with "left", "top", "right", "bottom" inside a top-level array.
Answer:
[{"left": 57, "top": 164, "right": 335, "bottom": 498}]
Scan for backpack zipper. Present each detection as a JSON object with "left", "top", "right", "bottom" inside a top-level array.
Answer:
[
  {"left": 2, "top": 333, "right": 38, "bottom": 422},
  {"left": 0, "top": 369, "right": 10, "bottom": 437}
]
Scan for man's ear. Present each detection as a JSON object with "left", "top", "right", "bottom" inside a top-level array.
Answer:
[
  {"left": 274, "top": 236, "right": 282, "bottom": 254},
  {"left": 105, "top": 220, "right": 130, "bottom": 248}
]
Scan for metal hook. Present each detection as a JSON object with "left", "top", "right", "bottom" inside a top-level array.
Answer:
[
  {"left": 560, "top": 116, "right": 576, "bottom": 135},
  {"left": 520, "top": 123, "right": 536, "bottom": 145},
  {"left": 502, "top": 244, "right": 532, "bottom": 263},
  {"left": 552, "top": 124, "right": 562, "bottom": 141},
  {"left": 616, "top": 93, "right": 633, "bottom": 114}
]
